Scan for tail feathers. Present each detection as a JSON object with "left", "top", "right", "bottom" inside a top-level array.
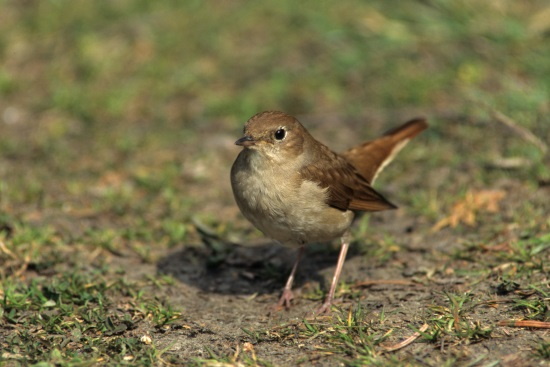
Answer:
[{"left": 342, "top": 117, "right": 428, "bottom": 184}]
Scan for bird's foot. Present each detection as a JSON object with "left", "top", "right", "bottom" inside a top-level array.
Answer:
[
  {"left": 271, "top": 288, "right": 294, "bottom": 311},
  {"left": 269, "top": 288, "right": 294, "bottom": 313},
  {"left": 315, "top": 299, "right": 333, "bottom": 315}
]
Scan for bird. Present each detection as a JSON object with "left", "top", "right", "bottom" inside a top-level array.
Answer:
[{"left": 230, "top": 111, "right": 427, "bottom": 314}]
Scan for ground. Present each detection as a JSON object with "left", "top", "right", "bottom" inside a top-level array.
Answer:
[{"left": 0, "top": 2, "right": 549, "bottom": 366}]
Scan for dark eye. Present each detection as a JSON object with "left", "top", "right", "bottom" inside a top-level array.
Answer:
[{"left": 274, "top": 128, "right": 286, "bottom": 140}]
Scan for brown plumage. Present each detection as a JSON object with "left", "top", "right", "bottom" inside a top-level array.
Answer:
[
  {"left": 230, "top": 111, "right": 428, "bottom": 313},
  {"left": 299, "top": 146, "right": 396, "bottom": 212},
  {"left": 342, "top": 118, "right": 429, "bottom": 184}
]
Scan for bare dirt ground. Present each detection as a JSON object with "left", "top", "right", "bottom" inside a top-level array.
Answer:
[
  {"left": 106, "top": 120, "right": 550, "bottom": 366},
  {"left": 1, "top": 110, "right": 549, "bottom": 366},
  {"left": 113, "top": 183, "right": 549, "bottom": 366}
]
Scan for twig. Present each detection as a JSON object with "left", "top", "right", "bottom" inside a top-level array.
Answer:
[
  {"left": 430, "top": 278, "right": 466, "bottom": 285},
  {"left": 490, "top": 109, "right": 548, "bottom": 154},
  {"left": 353, "top": 279, "right": 419, "bottom": 288},
  {"left": 497, "top": 320, "right": 550, "bottom": 329},
  {"left": 0, "top": 241, "right": 15, "bottom": 258},
  {"left": 382, "top": 323, "right": 429, "bottom": 352}
]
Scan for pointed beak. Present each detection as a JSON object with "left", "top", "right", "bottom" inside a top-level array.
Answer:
[{"left": 235, "top": 135, "right": 255, "bottom": 147}]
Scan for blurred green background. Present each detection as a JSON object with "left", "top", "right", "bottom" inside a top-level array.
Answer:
[
  {"left": 1, "top": 0, "right": 548, "bottom": 228},
  {"left": 1, "top": 0, "right": 548, "bottom": 128},
  {"left": 1, "top": 1, "right": 549, "bottom": 365}
]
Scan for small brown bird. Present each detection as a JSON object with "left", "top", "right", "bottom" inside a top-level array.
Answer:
[{"left": 231, "top": 111, "right": 427, "bottom": 313}]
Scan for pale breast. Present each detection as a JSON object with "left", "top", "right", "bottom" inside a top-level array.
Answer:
[{"left": 231, "top": 150, "right": 354, "bottom": 247}]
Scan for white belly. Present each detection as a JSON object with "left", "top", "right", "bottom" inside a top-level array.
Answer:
[{"left": 231, "top": 151, "right": 354, "bottom": 247}]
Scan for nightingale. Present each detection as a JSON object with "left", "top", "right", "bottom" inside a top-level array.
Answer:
[{"left": 230, "top": 111, "right": 427, "bottom": 314}]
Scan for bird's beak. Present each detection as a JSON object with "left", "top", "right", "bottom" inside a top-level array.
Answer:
[{"left": 235, "top": 135, "right": 256, "bottom": 147}]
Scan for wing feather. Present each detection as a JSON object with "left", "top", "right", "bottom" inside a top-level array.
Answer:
[{"left": 300, "top": 148, "right": 396, "bottom": 212}]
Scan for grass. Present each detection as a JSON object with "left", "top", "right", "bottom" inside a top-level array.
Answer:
[
  {"left": 0, "top": 267, "right": 182, "bottom": 365},
  {"left": 426, "top": 292, "right": 493, "bottom": 343},
  {"left": 1, "top": 0, "right": 549, "bottom": 366}
]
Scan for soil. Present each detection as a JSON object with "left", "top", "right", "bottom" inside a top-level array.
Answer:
[
  {"left": 2, "top": 116, "right": 548, "bottom": 366},
  {"left": 120, "top": 181, "right": 549, "bottom": 366}
]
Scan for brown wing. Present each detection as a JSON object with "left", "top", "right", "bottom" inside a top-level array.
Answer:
[
  {"left": 342, "top": 118, "right": 428, "bottom": 184},
  {"left": 300, "top": 148, "right": 396, "bottom": 212}
]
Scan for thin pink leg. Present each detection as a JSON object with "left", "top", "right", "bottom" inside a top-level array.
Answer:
[
  {"left": 316, "top": 234, "right": 350, "bottom": 314},
  {"left": 276, "top": 246, "right": 305, "bottom": 309}
]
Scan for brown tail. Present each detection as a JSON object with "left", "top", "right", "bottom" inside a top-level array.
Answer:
[{"left": 342, "top": 117, "right": 428, "bottom": 184}]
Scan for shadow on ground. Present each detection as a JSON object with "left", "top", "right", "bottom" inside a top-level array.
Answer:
[{"left": 156, "top": 240, "right": 365, "bottom": 297}]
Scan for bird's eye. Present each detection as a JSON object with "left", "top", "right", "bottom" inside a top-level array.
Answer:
[{"left": 274, "top": 128, "right": 286, "bottom": 140}]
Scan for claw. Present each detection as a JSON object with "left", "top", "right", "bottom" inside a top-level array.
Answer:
[
  {"left": 277, "top": 288, "right": 294, "bottom": 309},
  {"left": 315, "top": 300, "right": 333, "bottom": 315}
]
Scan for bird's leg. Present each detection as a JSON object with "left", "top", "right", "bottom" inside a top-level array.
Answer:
[
  {"left": 276, "top": 246, "right": 305, "bottom": 309},
  {"left": 316, "top": 232, "right": 351, "bottom": 314}
]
